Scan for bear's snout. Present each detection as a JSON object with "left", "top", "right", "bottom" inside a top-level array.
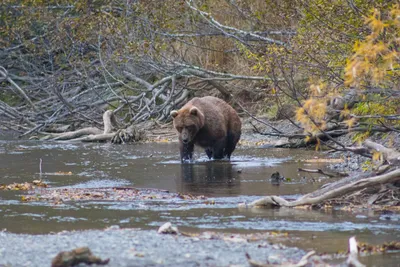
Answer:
[{"left": 181, "top": 129, "right": 190, "bottom": 144}]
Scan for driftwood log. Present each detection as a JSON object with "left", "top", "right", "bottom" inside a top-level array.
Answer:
[
  {"left": 239, "top": 139, "right": 400, "bottom": 209},
  {"left": 41, "top": 110, "right": 145, "bottom": 143}
]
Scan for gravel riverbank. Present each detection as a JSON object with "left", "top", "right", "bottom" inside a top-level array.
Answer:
[{"left": 0, "top": 228, "right": 305, "bottom": 267}]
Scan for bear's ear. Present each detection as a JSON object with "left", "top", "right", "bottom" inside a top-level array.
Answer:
[
  {"left": 190, "top": 107, "right": 199, "bottom": 116},
  {"left": 170, "top": 110, "right": 179, "bottom": 118}
]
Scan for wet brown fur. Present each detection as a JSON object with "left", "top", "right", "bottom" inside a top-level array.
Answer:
[{"left": 171, "top": 96, "right": 241, "bottom": 161}]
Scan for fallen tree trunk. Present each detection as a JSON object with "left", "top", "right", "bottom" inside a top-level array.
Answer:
[
  {"left": 50, "top": 128, "right": 103, "bottom": 140},
  {"left": 239, "top": 168, "right": 400, "bottom": 208},
  {"left": 41, "top": 110, "right": 145, "bottom": 143},
  {"left": 70, "top": 133, "right": 116, "bottom": 142},
  {"left": 239, "top": 139, "right": 400, "bottom": 209}
]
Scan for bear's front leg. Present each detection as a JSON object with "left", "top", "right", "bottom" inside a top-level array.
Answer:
[
  {"left": 212, "top": 138, "right": 227, "bottom": 159},
  {"left": 180, "top": 142, "right": 194, "bottom": 162},
  {"left": 205, "top": 148, "right": 213, "bottom": 159}
]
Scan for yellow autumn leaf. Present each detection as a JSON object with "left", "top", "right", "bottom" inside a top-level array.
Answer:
[
  {"left": 344, "top": 118, "right": 357, "bottom": 129},
  {"left": 365, "top": 9, "right": 387, "bottom": 35},
  {"left": 372, "top": 151, "right": 382, "bottom": 162}
]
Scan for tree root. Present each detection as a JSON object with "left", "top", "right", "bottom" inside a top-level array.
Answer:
[
  {"left": 111, "top": 125, "right": 145, "bottom": 144},
  {"left": 323, "top": 184, "right": 400, "bottom": 209}
]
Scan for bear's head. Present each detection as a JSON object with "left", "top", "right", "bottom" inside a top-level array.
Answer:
[{"left": 170, "top": 106, "right": 205, "bottom": 144}]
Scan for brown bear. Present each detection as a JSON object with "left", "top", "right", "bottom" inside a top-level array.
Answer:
[{"left": 170, "top": 96, "right": 241, "bottom": 162}]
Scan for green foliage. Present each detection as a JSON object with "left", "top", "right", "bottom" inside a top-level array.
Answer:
[
  {"left": 353, "top": 101, "right": 395, "bottom": 117},
  {"left": 353, "top": 97, "right": 399, "bottom": 125},
  {"left": 1, "top": 0, "right": 399, "bottom": 133}
]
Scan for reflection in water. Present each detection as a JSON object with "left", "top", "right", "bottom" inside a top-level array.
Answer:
[{"left": 179, "top": 162, "right": 240, "bottom": 196}]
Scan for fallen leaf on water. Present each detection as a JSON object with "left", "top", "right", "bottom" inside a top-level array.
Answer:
[
  {"left": 359, "top": 241, "right": 400, "bottom": 254},
  {"left": 21, "top": 195, "right": 40, "bottom": 201},
  {"left": 21, "top": 187, "right": 208, "bottom": 202},
  {"left": 1, "top": 181, "right": 48, "bottom": 191},
  {"left": 32, "top": 180, "right": 48, "bottom": 187}
]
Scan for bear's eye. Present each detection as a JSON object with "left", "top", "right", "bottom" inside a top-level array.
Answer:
[
  {"left": 188, "top": 125, "right": 196, "bottom": 132},
  {"left": 176, "top": 126, "right": 183, "bottom": 132}
]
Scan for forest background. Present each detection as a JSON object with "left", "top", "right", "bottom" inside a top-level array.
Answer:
[{"left": 0, "top": 0, "right": 399, "bottom": 146}]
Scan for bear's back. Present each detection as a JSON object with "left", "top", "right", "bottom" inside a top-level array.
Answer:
[
  {"left": 190, "top": 96, "right": 241, "bottom": 134},
  {"left": 190, "top": 96, "right": 233, "bottom": 119}
]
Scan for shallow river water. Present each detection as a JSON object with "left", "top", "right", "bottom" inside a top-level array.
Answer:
[{"left": 0, "top": 140, "right": 399, "bottom": 266}]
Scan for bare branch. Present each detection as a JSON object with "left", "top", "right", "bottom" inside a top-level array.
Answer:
[
  {"left": 297, "top": 168, "right": 348, "bottom": 178},
  {"left": 0, "top": 66, "right": 37, "bottom": 111},
  {"left": 185, "top": 0, "right": 287, "bottom": 46},
  {"left": 175, "top": 62, "right": 282, "bottom": 81}
]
